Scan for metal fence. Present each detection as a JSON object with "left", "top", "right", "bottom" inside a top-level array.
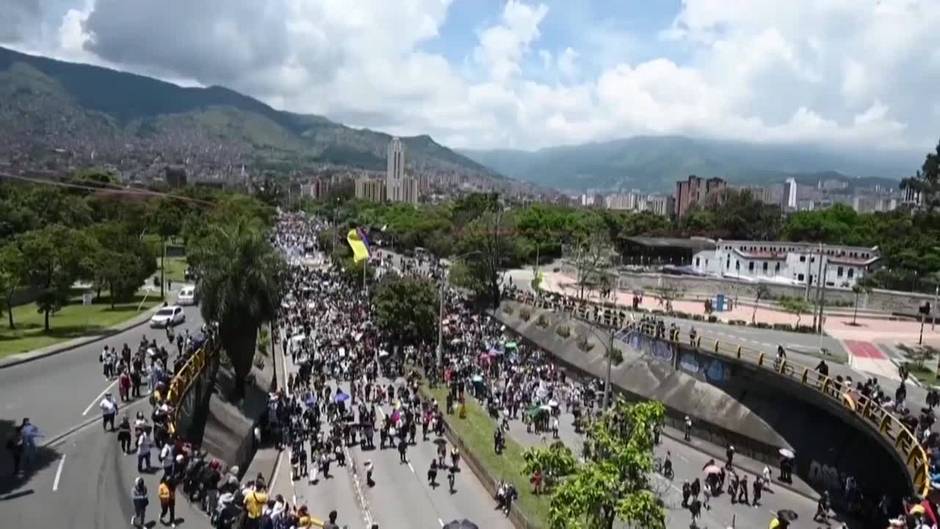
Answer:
[
  {"left": 165, "top": 340, "right": 217, "bottom": 436},
  {"left": 510, "top": 291, "right": 931, "bottom": 498}
]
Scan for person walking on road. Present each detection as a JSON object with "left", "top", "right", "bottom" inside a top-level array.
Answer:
[
  {"left": 725, "top": 444, "right": 735, "bottom": 467},
  {"left": 131, "top": 476, "right": 149, "bottom": 528},
  {"left": 5, "top": 425, "right": 24, "bottom": 476},
  {"left": 99, "top": 393, "right": 118, "bottom": 431},
  {"left": 158, "top": 476, "right": 177, "bottom": 527},
  {"left": 118, "top": 416, "right": 132, "bottom": 454},
  {"left": 684, "top": 415, "right": 692, "bottom": 441},
  {"left": 137, "top": 427, "right": 153, "bottom": 472}
]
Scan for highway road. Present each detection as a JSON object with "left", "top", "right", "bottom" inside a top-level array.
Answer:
[
  {"left": 276, "top": 343, "right": 514, "bottom": 529},
  {"left": 0, "top": 302, "right": 205, "bottom": 526}
]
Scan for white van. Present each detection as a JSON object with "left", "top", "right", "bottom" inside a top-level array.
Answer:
[{"left": 177, "top": 285, "right": 199, "bottom": 306}]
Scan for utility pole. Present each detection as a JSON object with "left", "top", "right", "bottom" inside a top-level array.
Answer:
[
  {"left": 816, "top": 261, "right": 828, "bottom": 334},
  {"left": 933, "top": 284, "right": 938, "bottom": 332},
  {"left": 811, "top": 244, "right": 824, "bottom": 330}
]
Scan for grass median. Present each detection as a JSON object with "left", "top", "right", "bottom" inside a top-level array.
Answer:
[
  {"left": 426, "top": 386, "right": 551, "bottom": 527},
  {"left": 0, "top": 292, "right": 161, "bottom": 358}
]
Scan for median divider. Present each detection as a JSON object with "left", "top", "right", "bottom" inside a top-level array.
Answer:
[{"left": 512, "top": 291, "right": 931, "bottom": 498}]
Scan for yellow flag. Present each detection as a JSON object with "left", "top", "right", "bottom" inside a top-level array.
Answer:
[{"left": 346, "top": 228, "right": 370, "bottom": 263}]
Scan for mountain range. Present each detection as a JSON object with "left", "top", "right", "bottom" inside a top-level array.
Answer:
[
  {"left": 461, "top": 135, "right": 921, "bottom": 193},
  {"left": 0, "top": 46, "right": 495, "bottom": 181}
]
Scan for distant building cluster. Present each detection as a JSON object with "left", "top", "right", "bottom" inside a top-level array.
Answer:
[
  {"left": 675, "top": 175, "right": 728, "bottom": 217},
  {"left": 576, "top": 191, "right": 674, "bottom": 216}
]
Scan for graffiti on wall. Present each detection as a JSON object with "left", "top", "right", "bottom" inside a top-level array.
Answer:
[
  {"left": 678, "top": 350, "right": 731, "bottom": 384},
  {"left": 808, "top": 459, "right": 846, "bottom": 492},
  {"left": 623, "top": 331, "right": 675, "bottom": 365}
]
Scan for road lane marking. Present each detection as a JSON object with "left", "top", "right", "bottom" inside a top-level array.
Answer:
[
  {"left": 52, "top": 454, "right": 66, "bottom": 491},
  {"left": 407, "top": 462, "right": 415, "bottom": 473},
  {"left": 82, "top": 379, "right": 118, "bottom": 416},
  {"left": 438, "top": 518, "right": 444, "bottom": 527}
]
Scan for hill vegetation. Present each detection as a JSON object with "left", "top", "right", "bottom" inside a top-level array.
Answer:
[
  {"left": 461, "top": 135, "right": 917, "bottom": 193},
  {"left": 0, "top": 46, "right": 496, "bottom": 180}
]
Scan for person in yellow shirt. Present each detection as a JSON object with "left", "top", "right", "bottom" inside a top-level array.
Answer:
[
  {"left": 158, "top": 477, "right": 176, "bottom": 528},
  {"left": 243, "top": 481, "right": 268, "bottom": 529}
]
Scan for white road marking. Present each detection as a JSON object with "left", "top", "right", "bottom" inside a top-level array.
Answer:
[
  {"left": 438, "top": 518, "right": 444, "bottom": 527},
  {"left": 81, "top": 379, "right": 117, "bottom": 416},
  {"left": 52, "top": 454, "right": 66, "bottom": 491},
  {"left": 407, "top": 461, "right": 415, "bottom": 473}
]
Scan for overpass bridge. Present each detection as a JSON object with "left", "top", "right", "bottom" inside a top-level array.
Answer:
[{"left": 510, "top": 291, "right": 931, "bottom": 501}]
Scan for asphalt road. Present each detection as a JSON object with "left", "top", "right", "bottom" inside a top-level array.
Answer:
[
  {"left": 277, "top": 326, "right": 512, "bottom": 529},
  {"left": 0, "top": 302, "right": 205, "bottom": 526},
  {"left": 0, "top": 304, "right": 205, "bottom": 442}
]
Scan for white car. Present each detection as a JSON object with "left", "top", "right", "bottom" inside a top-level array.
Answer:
[
  {"left": 177, "top": 285, "right": 199, "bottom": 306},
  {"left": 150, "top": 305, "right": 185, "bottom": 328}
]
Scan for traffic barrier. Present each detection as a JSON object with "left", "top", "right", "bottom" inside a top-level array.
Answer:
[
  {"left": 165, "top": 339, "right": 218, "bottom": 435},
  {"left": 509, "top": 291, "right": 931, "bottom": 498}
]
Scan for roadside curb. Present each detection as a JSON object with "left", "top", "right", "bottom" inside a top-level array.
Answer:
[{"left": 0, "top": 305, "right": 163, "bottom": 370}]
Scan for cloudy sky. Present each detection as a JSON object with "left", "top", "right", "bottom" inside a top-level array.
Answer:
[{"left": 3, "top": 0, "right": 939, "bottom": 154}]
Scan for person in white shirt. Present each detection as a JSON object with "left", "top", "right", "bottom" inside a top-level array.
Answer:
[
  {"left": 99, "top": 393, "right": 118, "bottom": 431},
  {"left": 136, "top": 429, "right": 152, "bottom": 472}
]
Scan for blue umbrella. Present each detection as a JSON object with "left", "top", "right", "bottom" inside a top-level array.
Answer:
[{"left": 335, "top": 392, "right": 350, "bottom": 403}]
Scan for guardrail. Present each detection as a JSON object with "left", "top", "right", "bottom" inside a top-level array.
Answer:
[
  {"left": 510, "top": 291, "right": 931, "bottom": 498},
  {"left": 164, "top": 339, "right": 217, "bottom": 436}
]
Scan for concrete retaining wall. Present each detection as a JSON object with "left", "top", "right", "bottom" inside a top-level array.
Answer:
[{"left": 497, "top": 300, "right": 913, "bottom": 498}]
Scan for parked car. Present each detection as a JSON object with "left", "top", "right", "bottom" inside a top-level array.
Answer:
[
  {"left": 150, "top": 305, "right": 185, "bottom": 328},
  {"left": 177, "top": 285, "right": 199, "bottom": 306}
]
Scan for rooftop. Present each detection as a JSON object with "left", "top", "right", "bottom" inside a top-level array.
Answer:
[{"left": 623, "top": 236, "right": 717, "bottom": 251}]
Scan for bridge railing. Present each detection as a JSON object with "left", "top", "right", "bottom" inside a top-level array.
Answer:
[
  {"left": 164, "top": 338, "right": 218, "bottom": 436},
  {"left": 508, "top": 291, "right": 931, "bottom": 498}
]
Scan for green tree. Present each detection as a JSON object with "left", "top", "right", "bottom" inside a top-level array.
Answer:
[
  {"left": 147, "top": 199, "right": 184, "bottom": 299},
  {"left": 548, "top": 400, "right": 665, "bottom": 529},
  {"left": 373, "top": 275, "right": 439, "bottom": 346},
  {"left": 901, "top": 138, "right": 940, "bottom": 212},
  {"left": 522, "top": 442, "right": 578, "bottom": 492},
  {"left": 0, "top": 243, "right": 26, "bottom": 329},
  {"left": 851, "top": 280, "right": 874, "bottom": 326},
  {"left": 191, "top": 218, "right": 285, "bottom": 398},
  {"left": 19, "top": 226, "right": 96, "bottom": 331},
  {"left": 752, "top": 284, "right": 771, "bottom": 325},
  {"left": 779, "top": 296, "right": 811, "bottom": 327}
]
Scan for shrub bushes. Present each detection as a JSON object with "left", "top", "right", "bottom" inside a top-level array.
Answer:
[
  {"left": 576, "top": 334, "right": 594, "bottom": 352},
  {"left": 556, "top": 325, "right": 571, "bottom": 338},
  {"left": 692, "top": 314, "right": 704, "bottom": 321},
  {"left": 707, "top": 315, "right": 718, "bottom": 323},
  {"left": 502, "top": 305, "right": 514, "bottom": 315},
  {"left": 520, "top": 308, "right": 532, "bottom": 321},
  {"left": 609, "top": 347, "right": 624, "bottom": 366},
  {"left": 536, "top": 314, "right": 549, "bottom": 328}
]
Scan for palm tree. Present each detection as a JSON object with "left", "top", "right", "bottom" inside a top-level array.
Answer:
[{"left": 192, "top": 218, "right": 285, "bottom": 399}]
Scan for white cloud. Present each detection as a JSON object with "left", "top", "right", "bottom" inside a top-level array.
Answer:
[
  {"left": 0, "top": 0, "right": 937, "bottom": 155},
  {"left": 473, "top": 1, "right": 548, "bottom": 82},
  {"left": 556, "top": 47, "right": 579, "bottom": 79}
]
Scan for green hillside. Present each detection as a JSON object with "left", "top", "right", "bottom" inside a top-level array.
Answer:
[{"left": 0, "top": 46, "right": 496, "bottom": 178}]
